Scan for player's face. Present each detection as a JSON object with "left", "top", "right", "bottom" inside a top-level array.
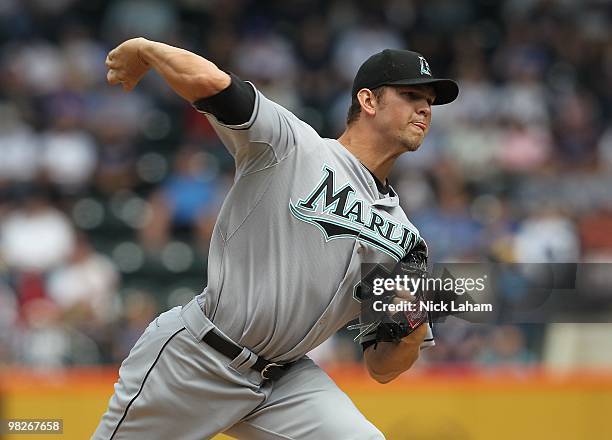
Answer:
[{"left": 375, "top": 85, "right": 435, "bottom": 152}]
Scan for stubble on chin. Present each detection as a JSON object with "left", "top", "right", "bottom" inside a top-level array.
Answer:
[
  {"left": 399, "top": 135, "right": 423, "bottom": 152},
  {"left": 395, "top": 124, "right": 426, "bottom": 152}
]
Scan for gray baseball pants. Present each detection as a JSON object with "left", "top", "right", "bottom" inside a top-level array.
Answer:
[{"left": 92, "top": 298, "right": 384, "bottom": 439}]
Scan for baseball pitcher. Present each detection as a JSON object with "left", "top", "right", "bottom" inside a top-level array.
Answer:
[{"left": 95, "top": 38, "right": 458, "bottom": 439}]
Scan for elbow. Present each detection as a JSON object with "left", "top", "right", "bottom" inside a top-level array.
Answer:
[
  {"left": 189, "top": 70, "right": 231, "bottom": 100},
  {"left": 366, "top": 361, "right": 395, "bottom": 384},
  {"left": 365, "top": 355, "right": 392, "bottom": 384},
  {"left": 367, "top": 349, "right": 420, "bottom": 384},
  {"left": 369, "top": 371, "right": 396, "bottom": 385}
]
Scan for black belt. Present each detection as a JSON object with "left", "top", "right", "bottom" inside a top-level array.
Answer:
[{"left": 202, "top": 329, "right": 292, "bottom": 381}]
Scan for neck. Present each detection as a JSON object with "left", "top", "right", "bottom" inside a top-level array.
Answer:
[{"left": 337, "top": 125, "right": 401, "bottom": 182}]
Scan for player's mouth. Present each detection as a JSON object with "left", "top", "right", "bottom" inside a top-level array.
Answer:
[{"left": 411, "top": 122, "right": 427, "bottom": 132}]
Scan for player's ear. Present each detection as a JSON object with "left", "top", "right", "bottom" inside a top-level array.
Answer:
[{"left": 357, "top": 89, "right": 378, "bottom": 117}]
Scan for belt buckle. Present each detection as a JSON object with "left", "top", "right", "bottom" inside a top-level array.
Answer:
[{"left": 261, "top": 362, "right": 282, "bottom": 380}]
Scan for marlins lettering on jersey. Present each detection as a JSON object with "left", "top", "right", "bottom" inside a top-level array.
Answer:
[{"left": 289, "top": 166, "right": 418, "bottom": 261}]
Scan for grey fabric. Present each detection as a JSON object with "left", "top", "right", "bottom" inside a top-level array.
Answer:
[
  {"left": 225, "top": 358, "right": 384, "bottom": 440},
  {"left": 93, "top": 300, "right": 384, "bottom": 440},
  {"left": 92, "top": 305, "right": 264, "bottom": 440},
  {"left": 195, "top": 83, "right": 433, "bottom": 363},
  {"left": 95, "top": 83, "right": 433, "bottom": 439}
]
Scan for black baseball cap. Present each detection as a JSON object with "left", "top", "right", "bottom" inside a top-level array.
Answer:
[{"left": 351, "top": 49, "right": 459, "bottom": 105}]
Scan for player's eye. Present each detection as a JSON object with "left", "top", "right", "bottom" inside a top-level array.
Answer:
[{"left": 401, "top": 92, "right": 433, "bottom": 105}]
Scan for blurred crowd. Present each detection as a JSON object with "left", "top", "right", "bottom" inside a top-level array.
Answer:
[{"left": 1, "top": 0, "right": 611, "bottom": 368}]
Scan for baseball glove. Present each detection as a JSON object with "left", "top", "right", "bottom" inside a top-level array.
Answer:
[{"left": 350, "top": 238, "right": 430, "bottom": 344}]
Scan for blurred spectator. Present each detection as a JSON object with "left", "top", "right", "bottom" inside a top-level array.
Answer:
[
  {"left": 451, "top": 59, "right": 498, "bottom": 125},
  {"left": 60, "top": 30, "right": 109, "bottom": 91},
  {"left": 16, "top": 298, "right": 102, "bottom": 366},
  {"left": 40, "top": 101, "right": 97, "bottom": 192},
  {"left": 233, "top": 28, "right": 297, "bottom": 84},
  {"left": 101, "top": 0, "right": 179, "bottom": 45},
  {"left": 495, "top": 62, "right": 550, "bottom": 128},
  {"left": 513, "top": 208, "right": 580, "bottom": 263},
  {"left": 113, "top": 290, "right": 158, "bottom": 362},
  {"left": 411, "top": 161, "right": 483, "bottom": 261},
  {"left": 496, "top": 120, "right": 552, "bottom": 172},
  {"left": 0, "top": 188, "right": 75, "bottom": 272},
  {"left": 552, "top": 91, "right": 600, "bottom": 165},
  {"left": 47, "top": 234, "right": 120, "bottom": 328},
  {"left": 17, "top": 298, "right": 71, "bottom": 367},
  {"left": 232, "top": 28, "right": 299, "bottom": 108},
  {"left": 478, "top": 326, "right": 536, "bottom": 366},
  {"left": 0, "top": 104, "right": 40, "bottom": 183},
  {"left": 9, "top": 41, "right": 65, "bottom": 95},
  {"left": 88, "top": 91, "right": 151, "bottom": 194},
  {"left": 394, "top": 169, "right": 436, "bottom": 213},
  {"left": 332, "top": 21, "right": 403, "bottom": 85},
  {"left": 141, "top": 146, "right": 224, "bottom": 250}
]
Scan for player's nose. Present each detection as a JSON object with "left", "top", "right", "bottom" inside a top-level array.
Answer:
[{"left": 417, "top": 102, "right": 431, "bottom": 118}]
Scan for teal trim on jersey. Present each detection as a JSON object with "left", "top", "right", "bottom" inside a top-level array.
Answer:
[
  {"left": 289, "top": 202, "right": 361, "bottom": 242},
  {"left": 357, "top": 231, "right": 404, "bottom": 261},
  {"left": 352, "top": 282, "right": 363, "bottom": 303},
  {"left": 289, "top": 202, "right": 405, "bottom": 261}
]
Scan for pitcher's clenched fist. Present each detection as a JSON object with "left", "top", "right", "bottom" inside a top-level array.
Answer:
[
  {"left": 104, "top": 37, "right": 230, "bottom": 100},
  {"left": 105, "top": 37, "right": 150, "bottom": 91}
]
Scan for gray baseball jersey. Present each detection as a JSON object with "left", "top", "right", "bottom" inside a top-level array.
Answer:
[
  {"left": 93, "top": 81, "right": 433, "bottom": 440},
  {"left": 196, "top": 82, "right": 434, "bottom": 362}
]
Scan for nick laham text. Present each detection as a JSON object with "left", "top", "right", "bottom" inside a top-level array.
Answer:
[{"left": 373, "top": 301, "right": 493, "bottom": 313}]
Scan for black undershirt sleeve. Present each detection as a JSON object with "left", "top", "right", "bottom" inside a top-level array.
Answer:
[{"left": 192, "top": 72, "right": 256, "bottom": 126}]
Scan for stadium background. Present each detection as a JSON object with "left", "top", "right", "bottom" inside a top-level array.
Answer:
[{"left": 0, "top": 0, "right": 611, "bottom": 438}]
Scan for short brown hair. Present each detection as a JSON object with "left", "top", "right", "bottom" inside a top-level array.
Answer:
[{"left": 346, "top": 87, "right": 386, "bottom": 125}]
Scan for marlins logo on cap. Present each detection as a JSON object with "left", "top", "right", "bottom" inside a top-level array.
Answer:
[
  {"left": 419, "top": 56, "right": 431, "bottom": 76},
  {"left": 351, "top": 49, "right": 459, "bottom": 105}
]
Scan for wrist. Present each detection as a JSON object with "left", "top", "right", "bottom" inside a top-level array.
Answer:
[
  {"left": 136, "top": 38, "right": 154, "bottom": 67},
  {"left": 399, "top": 322, "right": 427, "bottom": 345}
]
